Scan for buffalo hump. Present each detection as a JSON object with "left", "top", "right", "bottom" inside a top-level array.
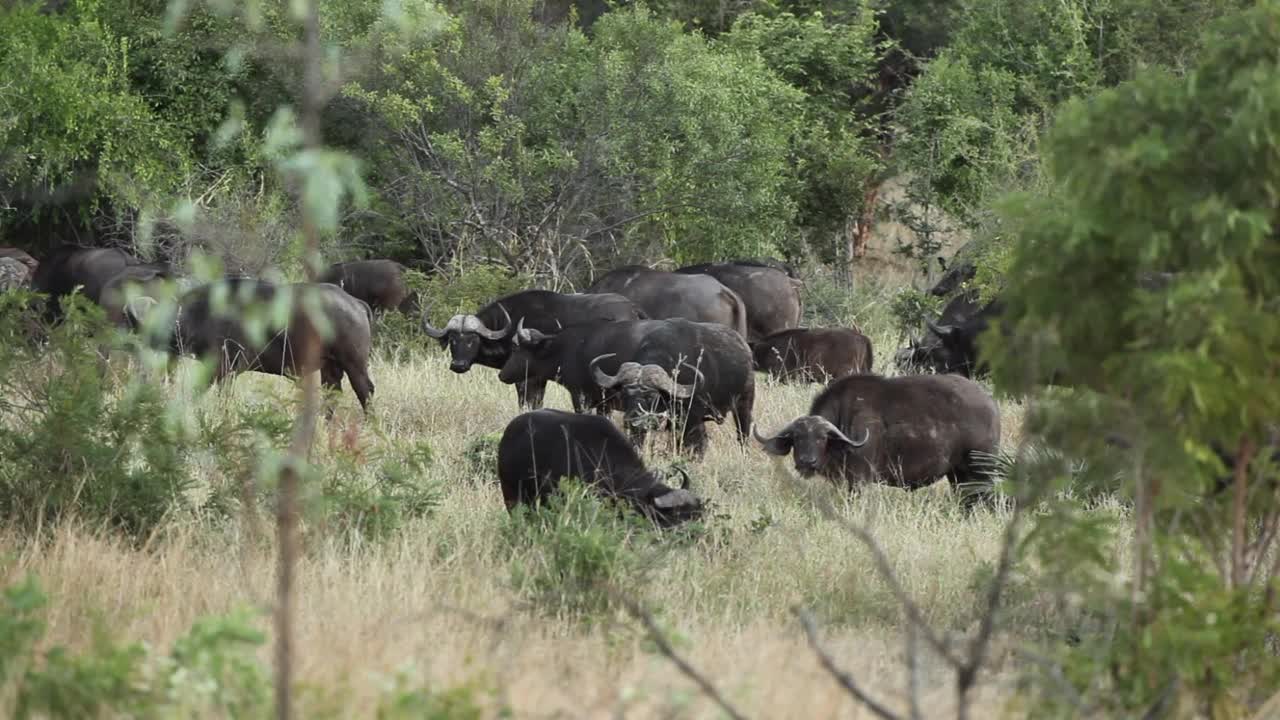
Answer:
[{"left": 497, "top": 409, "right": 703, "bottom": 527}]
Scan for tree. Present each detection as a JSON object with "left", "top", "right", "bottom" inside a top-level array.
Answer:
[
  {"left": 987, "top": 2, "right": 1280, "bottom": 714},
  {"left": 347, "top": 1, "right": 799, "bottom": 280},
  {"left": 724, "top": 8, "right": 886, "bottom": 265}
]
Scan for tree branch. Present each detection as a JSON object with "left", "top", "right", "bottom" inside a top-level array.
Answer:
[
  {"left": 794, "top": 607, "right": 903, "bottom": 720},
  {"left": 616, "top": 594, "right": 749, "bottom": 720}
]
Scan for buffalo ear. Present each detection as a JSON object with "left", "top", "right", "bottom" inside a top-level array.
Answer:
[{"left": 757, "top": 431, "right": 794, "bottom": 457}]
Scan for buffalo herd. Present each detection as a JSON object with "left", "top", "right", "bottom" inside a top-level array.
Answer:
[{"left": 4, "top": 245, "right": 1010, "bottom": 526}]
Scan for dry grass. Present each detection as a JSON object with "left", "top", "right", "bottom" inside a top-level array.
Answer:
[{"left": 0, "top": 329, "right": 1071, "bottom": 718}]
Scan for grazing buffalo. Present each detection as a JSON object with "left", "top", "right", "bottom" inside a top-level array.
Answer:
[
  {"left": 31, "top": 246, "right": 170, "bottom": 319},
  {"left": 155, "top": 278, "right": 375, "bottom": 411},
  {"left": 893, "top": 289, "right": 987, "bottom": 375},
  {"left": 755, "top": 373, "right": 1001, "bottom": 504},
  {"left": 318, "top": 259, "right": 416, "bottom": 313},
  {"left": 497, "top": 409, "right": 704, "bottom": 527},
  {"left": 915, "top": 299, "right": 1003, "bottom": 377},
  {"left": 675, "top": 260, "right": 803, "bottom": 341},
  {"left": 751, "top": 328, "right": 873, "bottom": 383},
  {"left": 99, "top": 265, "right": 175, "bottom": 328},
  {"left": 586, "top": 266, "right": 748, "bottom": 337},
  {"left": 589, "top": 318, "right": 754, "bottom": 457},
  {"left": 499, "top": 319, "right": 666, "bottom": 413},
  {"left": 422, "top": 289, "right": 643, "bottom": 408}
]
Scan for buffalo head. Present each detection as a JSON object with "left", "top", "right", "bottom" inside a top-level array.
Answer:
[
  {"left": 498, "top": 318, "right": 555, "bottom": 384},
  {"left": 422, "top": 304, "right": 512, "bottom": 373},
  {"left": 641, "top": 465, "right": 702, "bottom": 527},
  {"left": 591, "top": 354, "right": 699, "bottom": 432},
  {"left": 754, "top": 416, "right": 869, "bottom": 478}
]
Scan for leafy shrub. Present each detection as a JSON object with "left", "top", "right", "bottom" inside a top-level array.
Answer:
[
  {"left": 0, "top": 576, "right": 270, "bottom": 719},
  {"left": 0, "top": 295, "right": 196, "bottom": 539},
  {"left": 462, "top": 432, "right": 503, "bottom": 482},
  {"left": 501, "top": 478, "right": 663, "bottom": 621},
  {"left": 418, "top": 263, "right": 535, "bottom": 326},
  {"left": 888, "top": 286, "right": 943, "bottom": 340},
  {"left": 375, "top": 671, "right": 504, "bottom": 720},
  {"left": 318, "top": 435, "right": 440, "bottom": 544}
]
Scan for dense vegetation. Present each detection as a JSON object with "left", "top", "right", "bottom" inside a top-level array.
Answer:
[{"left": 2, "top": 0, "right": 1279, "bottom": 717}]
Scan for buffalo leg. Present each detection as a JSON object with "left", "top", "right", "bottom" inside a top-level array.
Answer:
[
  {"left": 346, "top": 365, "right": 375, "bottom": 415},
  {"left": 320, "top": 362, "right": 345, "bottom": 419},
  {"left": 948, "top": 465, "right": 996, "bottom": 511},
  {"left": 516, "top": 380, "right": 546, "bottom": 410},
  {"left": 680, "top": 421, "right": 709, "bottom": 459},
  {"left": 732, "top": 390, "right": 755, "bottom": 448}
]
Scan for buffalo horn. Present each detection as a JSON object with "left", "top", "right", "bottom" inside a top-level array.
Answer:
[
  {"left": 422, "top": 309, "right": 463, "bottom": 339},
  {"left": 674, "top": 465, "right": 691, "bottom": 490},
  {"left": 824, "top": 419, "right": 869, "bottom": 448},
  {"left": 926, "top": 320, "right": 954, "bottom": 338},
  {"left": 590, "top": 353, "right": 620, "bottom": 388},
  {"left": 474, "top": 304, "right": 513, "bottom": 340},
  {"left": 753, "top": 421, "right": 788, "bottom": 446},
  {"left": 514, "top": 317, "right": 549, "bottom": 346},
  {"left": 639, "top": 364, "right": 695, "bottom": 399}
]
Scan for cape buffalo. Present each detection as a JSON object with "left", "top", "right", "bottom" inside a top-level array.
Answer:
[
  {"left": 893, "top": 289, "right": 986, "bottom": 375},
  {"left": 154, "top": 278, "right": 375, "bottom": 411},
  {"left": 31, "top": 246, "right": 170, "bottom": 319},
  {"left": 497, "top": 409, "right": 704, "bottom": 527},
  {"left": 499, "top": 318, "right": 666, "bottom": 414},
  {"left": 99, "top": 265, "right": 175, "bottom": 328},
  {"left": 318, "top": 259, "right": 416, "bottom": 313},
  {"left": 675, "top": 260, "right": 803, "bottom": 341},
  {"left": 751, "top": 327, "right": 873, "bottom": 383},
  {"left": 589, "top": 318, "right": 754, "bottom": 457},
  {"left": 422, "top": 289, "right": 643, "bottom": 408},
  {"left": 586, "top": 266, "right": 748, "bottom": 337},
  {"left": 755, "top": 373, "right": 1001, "bottom": 505}
]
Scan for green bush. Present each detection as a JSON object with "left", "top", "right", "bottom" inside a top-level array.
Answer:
[
  {"left": 462, "top": 432, "right": 503, "bottom": 483},
  {"left": 501, "top": 478, "right": 664, "bottom": 621},
  {"left": 418, "top": 264, "right": 535, "bottom": 328},
  {"left": 317, "top": 435, "right": 440, "bottom": 544},
  {"left": 0, "top": 294, "right": 196, "bottom": 539},
  {"left": 0, "top": 576, "right": 270, "bottom": 719}
]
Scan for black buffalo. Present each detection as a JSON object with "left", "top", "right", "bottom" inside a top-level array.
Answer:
[
  {"left": 589, "top": 318, "right": 755, "bottom": 457},
  {"left": 893, "top": 289, "right": 990, "bottom": 376},
  {"left": 497, "top": 409, "right": 704, "bottom": 527},
  {"left": 586, "top": 266, "right": 748, "bottom": 337},
  {"left": 755, "top": 373, "right": 1001, "bottom": 504},
  {"left": 99, "top": 265, "right": 175, "bottom": 328},
  {"left": 318, "top": 259, "right": 416, "bottom": 313},
  {"left": 32, "top": 246, "right": 170, "bottom": 319},
  {"left": 151, "top": 278, "right": 376, "bottom": 411},
  {"left": 499, "top": 318, "right": 666, "bottom": 414},
  {"left": 422, "top": 289, "right": 643, "bottom": 408},
  {"left": 751, "top": 327, "right": 873, "bottom": 383},
  {"left": 675, "top": 260, "right": 803, "bottom": 342}
]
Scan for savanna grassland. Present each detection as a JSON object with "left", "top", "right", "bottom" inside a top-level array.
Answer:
[{"left": 0, "top": 280, "right": 1130, "bottom": 719}]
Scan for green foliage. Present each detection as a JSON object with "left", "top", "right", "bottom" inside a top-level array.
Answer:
[
  {"left": 0, "top": 576, "right": 270, "bottom": 719},
  {"left": 988, "top": 2, "right": 1280, "bottom": 713},
  {"left": 887, "top": 286, "right": 941, "bottom": 339},
  {"left": 375, "top": 671, "right": 503, "bottom": 720},
  {"left": 0, "top": 2, "right": 190, "bottom": 219},
  {"left": 418, "top": 263, "right": 534, "bottom": 325},
  {"left": 502, "top": 478, "right": 663, "bottom": 621},
  {"left": 316, "top": 434, "right": 440, "bottom": 544},
  {"left": 0, "top": 294, "right": 196, "bottom": 539},
  {"left": 724, "top": 8, "right": 886, "bottom": 259},
  {"left": 348, "top": 1, "right": 799, "bottom": 277},
  {"left": 462, "top": 431, "right": 503, "bottom": 482}
]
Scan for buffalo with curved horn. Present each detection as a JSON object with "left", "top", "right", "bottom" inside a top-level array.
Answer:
[
  {"left": 584, "top": 318, "right": 754, "bottom": 458},
  {"left": 422, "top": 289, "right": 643, "bottom": 409},
  {"left": 756, "top": 373, "right": 1001, "bottom": 506}
]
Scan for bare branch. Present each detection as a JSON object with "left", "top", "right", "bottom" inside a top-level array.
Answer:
[
  {"left": 615, "top": 594, "right": 749, "bottom": 720},
  {"left": 794, "top": 607, "right": 903, "bottom": 720}
]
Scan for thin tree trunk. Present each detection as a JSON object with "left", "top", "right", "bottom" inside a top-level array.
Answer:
[
  {"left": 1231, "top": 436, "right": 1256, "bottom": 588},
  {"left": 276, "top": 2, "right": 325, "bottom": 718}
]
